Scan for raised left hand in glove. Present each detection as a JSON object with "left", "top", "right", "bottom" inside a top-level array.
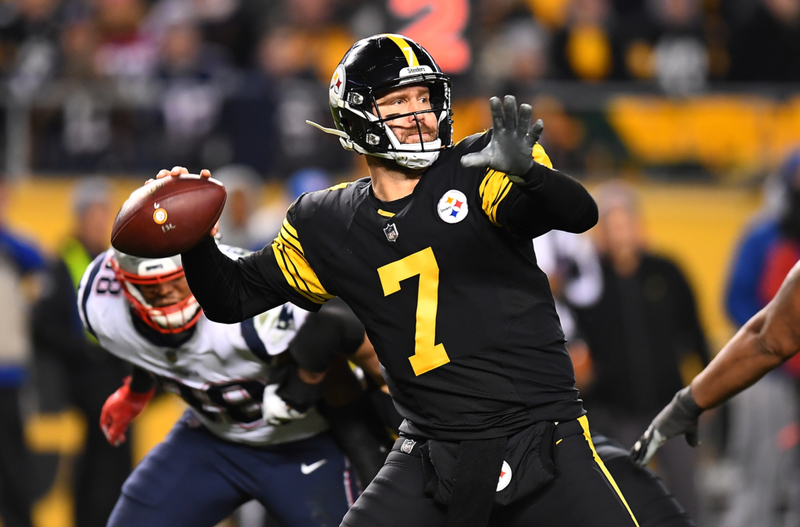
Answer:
[{"left": 460, "top": 95, "right": 543, "bottom": 182}]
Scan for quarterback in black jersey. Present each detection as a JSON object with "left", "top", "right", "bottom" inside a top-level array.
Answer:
[{"left": 164, "top": 34, "right": 639, "bottom": 527}]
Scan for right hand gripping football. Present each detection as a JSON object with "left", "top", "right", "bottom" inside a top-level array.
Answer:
[
  {"left": 460, "top": 95, "right": 544, "bottom": 182},
  {"left": 630, "top": 386, "right": 704, "bottom": 467}
]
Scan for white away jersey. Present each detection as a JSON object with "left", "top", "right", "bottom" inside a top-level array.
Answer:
[{"left": 77, "top": 247, "right": 328, "bottom": 446}]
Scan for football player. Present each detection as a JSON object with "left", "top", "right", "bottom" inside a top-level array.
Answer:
[
  {"left": 78, "top": 246, "right": 364, "bottom": 527},
  {"left": 162, "top": 34, "right": 638, "bottom": 527},
  {"left": 632, "top": 258, "right": 800, "bottom": 467}
]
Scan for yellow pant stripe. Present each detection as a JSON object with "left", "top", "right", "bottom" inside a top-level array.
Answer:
[{"left": 578, "top": 415, "right": 640, "bottom": 527}]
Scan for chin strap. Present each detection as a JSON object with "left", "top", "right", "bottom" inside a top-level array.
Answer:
[{"left": 306, "top": 119, "right": 440, "bottom": 169}]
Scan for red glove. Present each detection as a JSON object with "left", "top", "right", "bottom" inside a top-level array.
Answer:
[{"left": 100, "top": 376, "right": 155, "bottom": 446}]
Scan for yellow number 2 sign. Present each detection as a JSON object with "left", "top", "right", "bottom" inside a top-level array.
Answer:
[{"left": 377, "top": 247, "right": 450, "bottom": 375}]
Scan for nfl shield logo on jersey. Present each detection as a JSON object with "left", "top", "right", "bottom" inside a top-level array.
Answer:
[
  {"left": 401, "top": 438, "right": 416, "bottom": 454},
  {"left": 437, "top": 190, "right": 469, "bottom": 224},
  {"left": 383, "top": 223, "right": 399, "bottom": 242}
]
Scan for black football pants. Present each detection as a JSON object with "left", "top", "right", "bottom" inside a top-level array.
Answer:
[{"left": 341, "top": 416, "right": 639, "bottom": 527}]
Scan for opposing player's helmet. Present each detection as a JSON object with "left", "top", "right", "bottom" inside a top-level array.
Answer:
[
  {"left": 111, "top": 250, "right": 201, "bottom": 334},
  {"left": 308, "top": 34, "right": 453, "bottom": 170}
]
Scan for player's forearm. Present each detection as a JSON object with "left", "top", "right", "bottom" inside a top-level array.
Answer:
[
  {"left": 181, "top": 237, "right": 284, "bottom": 322},
  {"left": 501, "top": 166, "right": 598, "bottom": 236},
  {"left": 690, "top": 312, "right": 787, "bottom": 409}
]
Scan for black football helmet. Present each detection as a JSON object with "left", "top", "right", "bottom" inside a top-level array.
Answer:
[{"left": 307, "top": 34, "right": 453, "bottom": 169}]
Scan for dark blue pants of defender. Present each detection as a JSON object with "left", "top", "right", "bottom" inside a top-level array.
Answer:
[
  {"left": 342, "top": 416, "right": 640, "bottom": 527},
  {"left": 108, "top": 411, "right": 357, "bottom": 527}
]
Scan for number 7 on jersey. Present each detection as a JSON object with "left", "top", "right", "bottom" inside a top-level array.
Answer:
[{"left": 378, "top": 247, "right": 450, "bottom": 376}]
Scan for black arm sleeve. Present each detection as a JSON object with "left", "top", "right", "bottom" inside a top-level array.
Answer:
[
  {"left": 496, "top": 163, "right": 598, "bottom": 238},
  {"left": 129, "top": 365, "right": 156, "bottom": 393},
  {"left": 181, "top": 237, "right": 287, "bottom": 323},
  {"left": 289, "top": 298, "right": 365, "bottom": 373}
]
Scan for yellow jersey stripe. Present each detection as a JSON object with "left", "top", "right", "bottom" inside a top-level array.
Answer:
[
  {"left": 279, "top": 221, "right": 303, "bottom": 253},
  {"left": 272, "top": 220, "right": 333, "bottom": 305},
  {"left": 386, "top": 34, "right": 419, "bottom": 67},
  {"left": 377, "top": 209, "right": 395, "bottom": 218},
  {"left": 273, "top": 240, "right": 330, "bottom": 304},
  {"left": 533, "top": 143, "right": 553, "bottom": 168},
  {"left": 479, "top": 170, "right": 512, "bottom": 226},
  {"left": 578, "top": 416, "right": 640, "bottom": 527},
  {"left": 478, "top": 144, "right": 554, "bottom": 227}
]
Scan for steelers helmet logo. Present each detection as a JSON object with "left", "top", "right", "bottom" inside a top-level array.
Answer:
[
  {"left": 437, "top": 190, "right": 469, "bottom": 224},
  {"left": 496, "top": 460, "right": 512, "bottom": 492},
  {"left": 330, "top": 65, "right": 346, "bottom": 107}
]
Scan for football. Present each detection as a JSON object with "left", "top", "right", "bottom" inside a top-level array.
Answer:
[{"left": 111, "top": 175, "right": 227, "bottom": 258}]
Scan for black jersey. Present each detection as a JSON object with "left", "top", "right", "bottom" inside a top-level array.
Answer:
[{"left": 250, "top": 133, "right": 586, "bottom": 440}]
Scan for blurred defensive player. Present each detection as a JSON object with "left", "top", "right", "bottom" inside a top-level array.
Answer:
[
  {"left": 78, "top": 246, "right": 362, "bottom": 527},
  {"left": 632, "top": 258, "right": 800, "bottom": 467}
]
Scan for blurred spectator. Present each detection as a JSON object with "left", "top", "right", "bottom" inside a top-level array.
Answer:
[
  {"left": 212, "top": 163, "right": 265, "bottom": 250},
  {"left": 249, "top": 167, "right": 333, "bottom": 245},
  {"left": 93, "top": 0, "right": 157, "bottom": 80},
  {"left": 145, "top": 0, "right": 266, "bottom": 68},
  {"left": 533, "top": 229, "right": 602, "bottom": 392},
  {"left": 0, "top": 177, "right": 46, "bottom": 527},
  {"left": 727, "top": 0, "right": 800, "bottom": 81},
  {"left": 3, "top": 0, "right": 64, "bottom": 97},
  {"left": 719, "top": 149, "right": 800, "bottom": 527},
  {"left": 550, "top": 0, "right": 627, "bottom": 81},
  {"left": 154, "top": 16, "right": 236, "bottom": 168},
  {"left": 529, "top": 95, "right": 587, "bottom": 173},
  {"left": 576, "top": 180, "right": 709, "bottom": 520},
  {"left": 220, "top": 27, "right": 351, "bottom": 178},
  {"left": 646, "top": 0, "right": 709, "bottom": 93},
  {"left": 31, "top": 177, "right": 132, "bottom": 527},
  {"left": 475, "top": 17, "right": 550, "bottom": 94}
]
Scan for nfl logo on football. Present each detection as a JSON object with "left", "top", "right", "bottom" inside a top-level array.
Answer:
[{"left": 383, "top": 223, "right": 399, "bottom": 242}]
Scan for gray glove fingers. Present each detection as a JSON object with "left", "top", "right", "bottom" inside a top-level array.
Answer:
[
  {"left": 517, "top": 103, "right": 533, "bottom": 140},
  {"left": 489, "top": 96, "right": 504, "bottom": 132},
  {"left": 460, "top": 152, "right": 491, "bottom": 168},
  {"left": 630, "top": 426, "right": 664, "bottom": 467},
  {"left": 531, "top": 119, "right": 544, "bottom": 143},
  {"left": 503, "top": 95, "right": 518, "bottom": 132},
  {"left": 525, "top": 118, "right": 544, "bottom": 150}
]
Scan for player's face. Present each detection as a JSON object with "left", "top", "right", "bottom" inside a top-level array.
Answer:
[
  {"left": 137, "top": 276, "right": 192, "bottom": 307},
  {"left": 375, "top": 85, "right": 438, "bottom": 144}
]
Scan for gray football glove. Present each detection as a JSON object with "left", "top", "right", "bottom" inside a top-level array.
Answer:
[
  {"left": 630, "top": 386, "right": 704, "bottom": 467},
  {"left": 460, "top": 95, "right": 544, "bottom": 182}
]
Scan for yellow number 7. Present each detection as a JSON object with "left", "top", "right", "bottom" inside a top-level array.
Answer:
[{"left": 377, "top": 247, "right": 450, "bottom": 376}]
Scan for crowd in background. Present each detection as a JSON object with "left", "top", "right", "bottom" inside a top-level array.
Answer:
[{"left": 0, "top": 0, "right": 797, "bottom": 177}]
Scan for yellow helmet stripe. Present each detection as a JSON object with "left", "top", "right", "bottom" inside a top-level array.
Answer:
[{"left": 386, "top": 34, "right": 420, "bottom": 67}]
